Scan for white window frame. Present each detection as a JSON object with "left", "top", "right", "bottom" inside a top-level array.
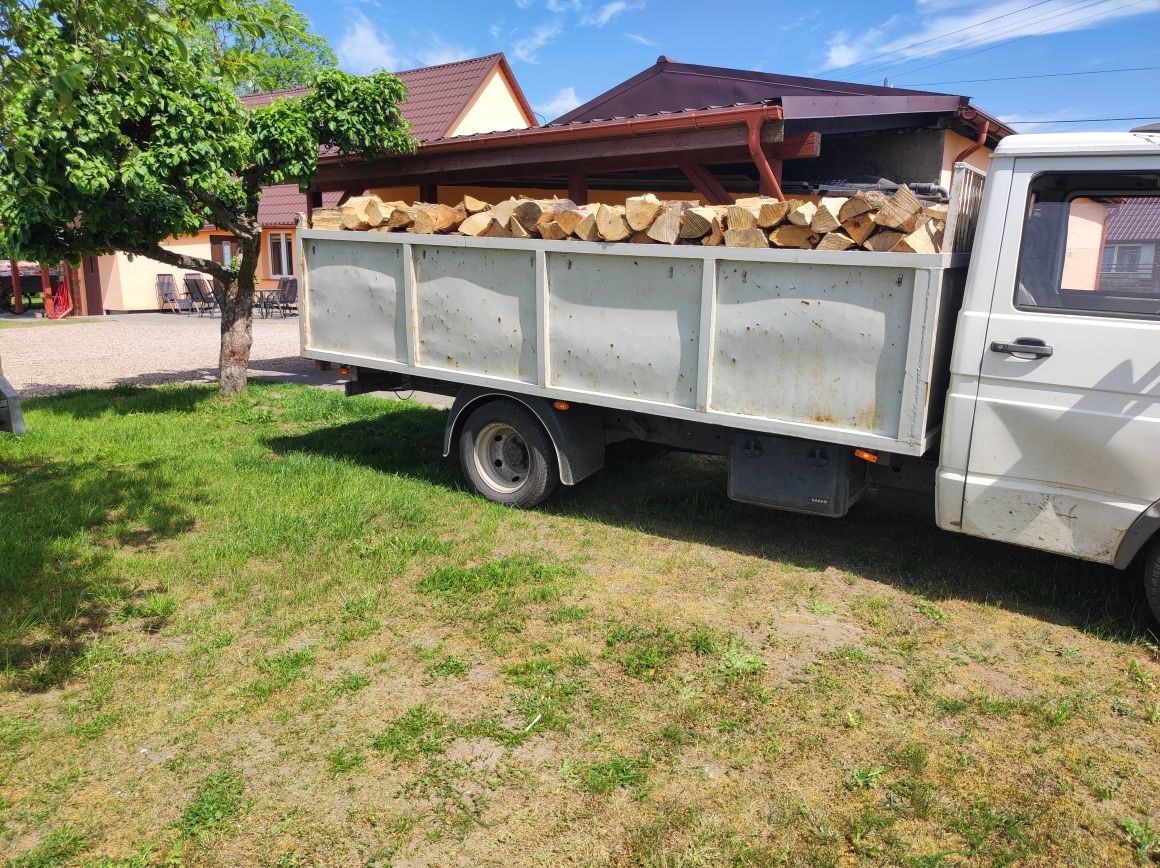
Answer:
[{"left": 267, "top": 231, "right": 294, "bottom": 278}]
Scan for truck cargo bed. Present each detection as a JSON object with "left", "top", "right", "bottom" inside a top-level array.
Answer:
[{"left": 299, "top": 231, "right": 968, "bottom": 456}]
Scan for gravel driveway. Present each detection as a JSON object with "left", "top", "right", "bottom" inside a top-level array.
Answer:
[{"left": 1, "top": 313, "right": 330, "bottom": 397}]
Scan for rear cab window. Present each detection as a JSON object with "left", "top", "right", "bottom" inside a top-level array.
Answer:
[{"left": 1015, "top": 171, "right": 1160, "bottom": 318}]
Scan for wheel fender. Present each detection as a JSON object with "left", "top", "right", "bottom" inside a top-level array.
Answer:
[
  {"left": 1114, "top": 498, "right": 1160, "bottom": 570},
  {"left": 443, "top": 388, "right": 605, "bottom": 486}
]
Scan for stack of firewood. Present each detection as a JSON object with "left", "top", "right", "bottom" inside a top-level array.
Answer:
[{"left": 310, "top": 187, "right": 948, "bottom": 254}]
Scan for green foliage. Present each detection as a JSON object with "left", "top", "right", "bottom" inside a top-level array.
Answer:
[
  {"left": 181, "top": 770, "right": 245, "bottom": 837},
  {"left": 372, "top": 706, "right": 447, "bottom": 761},
  {"left": 580, "top": 755, "right": 649, "bottom": 794}
]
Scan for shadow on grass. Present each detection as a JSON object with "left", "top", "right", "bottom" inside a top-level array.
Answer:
[
  {"left": 269, "top": 409, "right": 1155, "bottom": 642},
  {"left": 0, "top": 456, "right": 194, "bottom": 692},
  {"left": 17, "top": 384, "right": 219, "bottom": 417}
]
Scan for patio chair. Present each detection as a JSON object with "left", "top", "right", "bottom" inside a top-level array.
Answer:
[
  {"left": 183, "top": 273, "right": 219, "bottom": 317},
  {"left": 264, "top": 276, "right": 298, "bottom": 318},
  {"left": 157, "top": 274, "right": 192, "bottom": 314}
]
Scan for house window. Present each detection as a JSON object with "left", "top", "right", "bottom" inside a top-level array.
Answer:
[
  {"left": 268, "top": 232, "right": 294, "bottom": 278},
  {"left": 1115, "top": 245, "right": 1142, "bottom": 274}
]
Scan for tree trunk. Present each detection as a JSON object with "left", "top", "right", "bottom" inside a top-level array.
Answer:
[{"left": 218, "top": 235, "right": 260, "bottom": 395}]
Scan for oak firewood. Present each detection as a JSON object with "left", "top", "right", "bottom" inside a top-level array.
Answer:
[
  {"left": 679, "top": 206, "right": 717, "bottom": 239},
  {"left": 874, "top": 185, "right": 923, "bottom": 232},
  {"left": 573, "top": 211, "right": 602, "bottom": 241},
  {"left": 386, "top": 207, "right": 415, "bottom": 231},
  {"left": 340, "top": 195, "right": 385, "bottom": 230},
  {"left": 410, "top": 203, "right": 464, "bottom": 235},
  {"left": 461, "top": 194, "right": 491, "bottom": 215},
  {"left": 758, "top": 199, "right": 799, "bottom": 228},
  {"left": 724, "top": 227, "right": 769, "bottom": 248},
  {"left": 891, "top": 221, "right": 941, "bottom": 254},
  {"left": 769, "top": 224, "right": 820, "bottom": 248},
  {"left": 508, "top": 215, "right": 531, "bottom": 239},
  {"left": 923, "top": 203, "right": 949, "bottom": 223},
  {"left": 554, "top": 206, "right": 593, "bottom": 236},
  {"left": 841, "top": 213, "right": 877, "bottom": 246},
  {"left": 787, "top": 201, "right": 817, "bottom": 227},
  {"left": 310, "top": 208, "right": 344, "bottom": 230},
  {"left": 838, "top": 191, "right": 888, "bottom": 223},
  {"left": 701, "top": 212, "right": 726, "bottom": 246},
  {"left": 811, "top": 197, "right": 847, "bottom": 234},
  {"left": 596, "top": 204, "right": 631, "bottom": 241},
  {"left": 726, "top": 204, "right": 761, "bottom": 231},
  {"left": 478, "top": 219, "right": 512, "bottom": 239},
  {"left": 537, "top": 221, "right": 568, "bottom": 241},
  {"left": 491, "top": 198, "right": 518, "bottom": 230},
  {"left": 513, "top": 198, "right": 578, "bottom": 227},
  {"left": 629, "top": 230, "right": 655, "bottom": 244},
  {"left": 626, "top": 194, "right": 664, "bottom": 231},
  {"left": 458, "top": 211, "right": 497, "bottom": 237},
  {"left": 863, "top": 230, "right": 906, "bottom": 252},
  {"left": 646, "top": 201, "right": 686, "bottom": 244},
  {"left": 816, "top": 231, "right": 856, "bottom": 251}
]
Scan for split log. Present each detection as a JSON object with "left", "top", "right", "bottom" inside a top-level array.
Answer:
[
  {"left": 863, "top": 230, "right": 906, "bottom": 252},
  {"left": 816, "top": 231, "right": 856, "bottom": 251},
  {"left": 840, "top": 213, "right": 877, "bottom": 246},
  {"left": 838, "top": 191, "right": 888, "bottom": 224},
  {"left": 811, "top": 197, "right": 847, "bottom": 234},
  {"left": 629, "top": 231, "right": 655, "bottom": 244},
  {"left": 478, "top": 219, "right": 512, "bottom": 239},
  {"left": 734, "top": 196, "right": 798, "bottom": 228},
  {"left": 491, "top": 199, "right": 518, "bottom": 230},
  {"left": 386, "top": 207, "right": 415, "bottom": 231},
  {"left": 458, "top": 211, "right": 497, "bottom": 237},
  {"left": 646, "top": 201, "right": 686, "bottom": 244},
  {"left": 462, "top": 194, "right": 491, "bottom": 215},
  {"left": 701, "top": 213, "right": 726, "bottom": 246},
  {"left": 679, "top": 206, "right": 717, "bottom": 239},
  {"left": 513, "top": 198, "right": 578, "bottom": 227},
  {"left": 726, "top": 204, "right": 761, "bottom": 231},
  {"left": 891, "top": 221, "right": 942, "bottom": 254},
  {"left": 508, "top": 216, "right": 532, "bottom": 239},
  {"left": 555, "top": 206, "right": 593, "bottom": 236},
  {"left": 596, "top": 204, "right": 631, "bottom": 242},
  {"left": 923, "top": 203, "right": 949, "bottom": 222},
  {"left": 410, "top": 203, "right": 464, "bottom": 235},
  {"left": 310, "top": 208, "right": 344, "bottom": 230},
  {"left": 874, "top": 185, "right": 923, "bottom": 232},
  {"left": 626, "top": 194, "right": 664, "bottom": 231},
  {"left": 341, "top": 195, "right": 389, "bottom": 230},
  {"left": 769, "top": 225, "right": 820, "bottom": 249},
  {"left": 724, "top": 227, "right": 769, "bottom": 248},
  {"left": 537, "top": 221, "right": 569, "bottom": 241},
  {"left": 573, "top": 211, "right": 602, "bottom": 242},
  {"left": 787, "top": 201, "right": 817, "bottom": 227}
]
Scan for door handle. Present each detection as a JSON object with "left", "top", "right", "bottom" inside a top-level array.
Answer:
[{"left": 990, "top": 338, "right": 1053, "bottom": 359}]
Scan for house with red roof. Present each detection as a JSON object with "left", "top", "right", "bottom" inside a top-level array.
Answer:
[
  {"left": 85, "top": 53, "right": 535, "bottom": 313},
  {"left": 1102, "top": 196, "right": 1160, "bottom": 294}
]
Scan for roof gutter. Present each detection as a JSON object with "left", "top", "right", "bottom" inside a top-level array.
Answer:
[{"left": 955, "top": 109, "right": 991, "bottom": 163}]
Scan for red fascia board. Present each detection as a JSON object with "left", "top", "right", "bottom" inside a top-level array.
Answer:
[{"left": 318, "top": 104, "right": 784, "bottom": 165}]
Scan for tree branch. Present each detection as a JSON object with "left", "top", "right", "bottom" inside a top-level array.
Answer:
[
  {"left": 184, "top": 187, "right": 254, "bottom": 240},
  {"left": 122, "top": 243, "right": 230, "bottom": 285}
]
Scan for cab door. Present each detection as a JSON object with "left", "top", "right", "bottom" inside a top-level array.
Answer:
[{"left": 960, "top": 159, "right": 1160, "bottom": 563}]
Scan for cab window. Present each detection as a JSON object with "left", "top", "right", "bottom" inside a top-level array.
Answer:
[{"left": 1014, "top": 172, "right": 1160, "bottom": 318}]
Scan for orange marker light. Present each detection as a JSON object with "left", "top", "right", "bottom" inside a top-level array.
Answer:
[
  {"left": 553, "top": 401, "right": 570, "bottom": 411},
  {"left": 338, "top": 367, "right": 350, "bottom": 376},
  {"left": 854, "top": 448, "right": 878, "bottom": 464}
]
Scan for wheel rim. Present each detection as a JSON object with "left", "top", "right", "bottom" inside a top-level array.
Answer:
[{"left": 473, "top": 422, "right": 530, "bottom": 494}]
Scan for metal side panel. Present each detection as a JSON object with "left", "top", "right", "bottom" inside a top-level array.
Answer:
[
  {"left": 304, "top": 237, "right": 407, "bottom": 362},
  {"left": 711, "top": 260, "right": 915, "bottom": 438},
  {"left": 415, "top": 245, "right": 538, "bottom": 384},
  {"left": 546, "top": 251, "right": 702, "bottom": 408}
]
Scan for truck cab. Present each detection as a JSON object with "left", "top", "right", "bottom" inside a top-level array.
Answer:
[{"left": 938, "top": 131, "right": 1160, "bottom": 580}]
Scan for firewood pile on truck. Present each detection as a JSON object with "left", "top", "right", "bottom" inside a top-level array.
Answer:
[{"left": 309, "top": 185, "right": 948, "bottom": 254}]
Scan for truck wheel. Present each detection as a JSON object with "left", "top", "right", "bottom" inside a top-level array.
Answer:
[
  {"left": 458, "top": 401, "right": 559, "bottom": 508},
  {"left": 1146, "top": 537, "right": 1160, "bottom": 626}
]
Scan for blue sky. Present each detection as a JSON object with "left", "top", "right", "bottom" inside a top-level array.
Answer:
[{"left": 290, "top": 0, "right": 1160, "bottom": 131}]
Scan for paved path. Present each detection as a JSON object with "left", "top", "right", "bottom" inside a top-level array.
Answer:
[{"left": 0, "top": 313, "right": 451, "bottom": 406}]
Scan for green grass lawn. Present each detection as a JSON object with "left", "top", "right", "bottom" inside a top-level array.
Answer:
[{"left": 1, "top": 384, "right": 1158, "bottom": 866}]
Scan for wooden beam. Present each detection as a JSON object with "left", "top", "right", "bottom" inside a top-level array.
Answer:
[
  {"left": 8, "top": 260, "right": 22, "bottom": 314},
  {"left": 766, "top": 132, "right": 821, "bottom": 161},
  {"left": 568, "top": 173, "right": 588, "bottom": 205},
  {"left": 680, "top": 164, "right": 731, "bottom": 205},
  {"left": 419, "top": 183, "right": 437, "bottom": 204}
]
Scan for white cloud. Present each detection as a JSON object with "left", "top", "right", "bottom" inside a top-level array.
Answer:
[
  {"left": 337, "top": 10, "right": 401, "bottom": 74},
  {"left": 582, "top": 0, "right": 643, "bottom": 26},
  {"left": 510, "top": 20, "right": 564, "bottom": 63},
  {"left": 489, "top": 22, "right": 504, "bottom": 39},
  {"left": 821, "top": 0, "right": 1160, "bottom": 74},
  {"left": 514, "top": 0, "right": 533, "bottom": 7},
  {"left": 545, "top": 0, "right": 584, "bottom": 10},
  {"left": 537, "top": 86, "right": 582, "bottom": 118},
  {"left": 625, "top": 32, "right": 654, "bottom": 44},
  {"left": 415, "top": 36, "right": 475, "bottom": 67}
]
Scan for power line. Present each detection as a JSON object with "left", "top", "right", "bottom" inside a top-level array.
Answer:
[
  {"left": 821, "top": 0, "right": 1057, "bottom": 76},
  {"left": 843, "top": 0, "right": 1108, "bottom": 81},
  {"left": 1007, "top": 115, "right": 1157, "bottom": 122},
  {"left": 902, "top": 65, "right": 1160, "bottom": 85},
  {"left": 855, "top": 0, "right": 1153, "bottom": 83}
]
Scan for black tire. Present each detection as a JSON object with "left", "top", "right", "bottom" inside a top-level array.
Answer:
[
  {"left": 1145, "top": 537, "right": 1160, "bottom": 626},
  {"left": 458, "top": 400, "right": 559, "bottom": 508}
]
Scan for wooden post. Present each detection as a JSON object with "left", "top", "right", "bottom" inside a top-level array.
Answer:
[
  {"left": 306, "top": 190, "right": 323, "bottom": 229},
  {"left": 39, "top": 264, "right": 52, "bottom": 317},
  {"left": 8, "top": 260, "right": 22, "bottom": 314},
  {"left": 419, "top": 182, "right": 437, "bottom": 204},
  {"left": 568, "top": 174, "right": 588, "bottom": 206}
]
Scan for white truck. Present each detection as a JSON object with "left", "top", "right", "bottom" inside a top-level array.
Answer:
[{"left": 297, "top": 131, "right": 1160, "bottom": 620}]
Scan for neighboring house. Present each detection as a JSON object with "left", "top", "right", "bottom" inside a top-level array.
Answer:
[
  {"left": 1102, "top": 196, "right": 1160, "bottom": 294},
  {"left": 85, "top": 53, "right": 535, "bottom": 313},
  {"left": 315, "top": 56, "right": 1012, "bottom": 211}
]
